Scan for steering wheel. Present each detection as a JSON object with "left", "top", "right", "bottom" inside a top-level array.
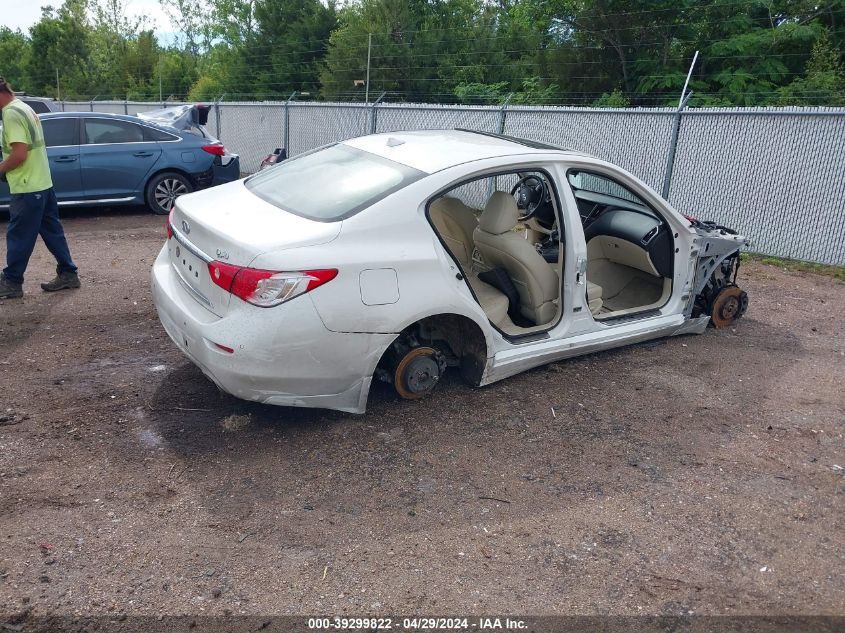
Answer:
[{"left": 510, "top": 175, "right": 547, "bottom": 221}]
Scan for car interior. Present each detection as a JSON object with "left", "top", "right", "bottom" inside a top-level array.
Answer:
[
  {"left": 569, "top": 170, "right": 674, "bottom": 319},
  {"left": 428, "top": 170, "right": 566, "bottom": 336},
  {"left": 427, "top": 167, "right": 675, "bottom": 336}
]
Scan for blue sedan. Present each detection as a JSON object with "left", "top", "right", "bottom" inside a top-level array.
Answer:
[{"left": 0, "top": 109, "right": 240, "bottom": 215}]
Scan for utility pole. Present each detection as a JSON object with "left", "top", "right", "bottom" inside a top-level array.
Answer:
[
  {"left": 365, "top": 32, "right": 372, "bottom": 104},
  {"left": 55, "top": 69, "right": 60, "bottom": 100}
]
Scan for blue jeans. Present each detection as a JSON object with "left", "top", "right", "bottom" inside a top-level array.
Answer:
[{"left": 4, "top": 188, "right": 77, "bottom": 284}]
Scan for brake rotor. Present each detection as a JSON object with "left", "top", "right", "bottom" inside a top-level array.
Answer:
[
  {"left": 711, "top": 286, "right": 747, "bottom": 328},
  {"left": 393, "top": 347, "right": 442, "bottom": 400}
]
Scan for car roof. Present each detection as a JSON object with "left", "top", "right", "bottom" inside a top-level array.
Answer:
[
  {"left": 39, "top": 111, "right": 186, "bottom": 136},
  {"left": 40, "top": 111, "right": 148, "bottom": 123},
  {"left": 342, "top": 129, "right": 586, "bottom": 173}
]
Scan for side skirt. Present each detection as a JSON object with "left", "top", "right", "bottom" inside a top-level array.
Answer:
[{"left": 482, "top": 314, "right": 710, "bottom": 385}]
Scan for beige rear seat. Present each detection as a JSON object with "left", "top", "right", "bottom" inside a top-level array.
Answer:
[
  {"left": 429, "top": 197, "right": 478, "bottom": 266},
  {"left": 430, "top": 197, "right": 510, "bottom": 324},
  {"left": 467, "top": 275, "right": 509, "bottom": 325},
  {"left": 587, "top": 281, "right": 603, "bottom": 315}
]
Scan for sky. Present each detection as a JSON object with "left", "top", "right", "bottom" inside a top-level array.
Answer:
[{"left": 5, "top": 0, "right": 174, "bottom": 40}]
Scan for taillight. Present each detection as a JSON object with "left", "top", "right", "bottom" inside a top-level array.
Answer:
[
  {"left": 207, "top": 261, "right": 337, "bottom": 307},
  {"left": 202, "top": 144, "right": 226, "bottom": 156},
  {"left": 166, "top": 208, "right": 174, "bottom": 239}
]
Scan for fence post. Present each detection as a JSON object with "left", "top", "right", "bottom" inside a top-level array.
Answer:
[
  {"left": 369, "top": 92, "right": 386, "bottom": 134},
  {"left": 662, "top": 91, "right": 692, "bottom": 200},
  {"left": 214, "top": 95, "right": 223, "bottom": 139},
  {"left": 498, "top": 93, "right": 512, "bottom": 134},
  {"left": 284, "top": 91, "right": 297, "bottom": 154}
]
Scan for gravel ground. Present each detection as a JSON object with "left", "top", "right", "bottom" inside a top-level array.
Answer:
[{"left": 0, "top": 210, "right": 843, "bottom": 620}]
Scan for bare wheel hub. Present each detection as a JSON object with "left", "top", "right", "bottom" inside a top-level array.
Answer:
[
  {"left": 393, "top": 347, "right": 443, "bottom": 400},
  {"left": 719, "top": 296, "right": 740, "bottom": 320},
  {"left": 711, "top": 286, "right": 748, "bottom": 328},
  {"left": 406, "top": 357, "right": 439, "bottom": 393}
]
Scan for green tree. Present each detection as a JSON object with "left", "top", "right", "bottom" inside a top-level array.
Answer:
[
  {"left": 593, "top": 87, "right": 630, "bottom": 107},
  {"left": 8, "top": 0, "right": 845, "bottom": 106},
  {"left": 159, "top": 0, "right": 212, "bottom": 58},
  {"left": 778, "top": 29, "right": 845, "bottom": 105},
  {"left": 0, "top": 28, "right": 32, "bottom": 91},
  {"left": 28, "top": 1, "right": 93, "bottom": 99},
  {"left": 88, "top": 0, "right": 148, "bottom": 97},
  {"left": 124, "top": 31, "right": 164, "bottom": 99},
  {"left": 321, "top": 0, "right": 542, "bottom": 103},
  {"left": 244, "top": 0, "right": 336, "bottom": 98}
]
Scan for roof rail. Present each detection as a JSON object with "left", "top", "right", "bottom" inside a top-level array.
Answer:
[{"left": 454, "top": 128, "right": 570, "bottom": 151}]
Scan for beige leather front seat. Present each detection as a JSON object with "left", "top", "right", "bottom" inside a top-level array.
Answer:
[{"left": 473, "top": 192, "right": 559, "bottom": 325}]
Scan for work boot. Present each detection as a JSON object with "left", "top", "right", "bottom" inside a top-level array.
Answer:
[
  {"left": 41, "top": 271, "right": 81, "bottom": 292},
  {"left": 0, "top": 274, "right": 23, "bottom": 300}
]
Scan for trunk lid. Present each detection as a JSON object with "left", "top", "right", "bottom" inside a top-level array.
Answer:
[{"left": 168, "top": 180, "right": 342, "bottom": 317}]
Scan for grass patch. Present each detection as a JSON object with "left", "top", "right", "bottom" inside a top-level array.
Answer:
[{"left": 741, "top": 252, "right": 845, "bottom": 281}]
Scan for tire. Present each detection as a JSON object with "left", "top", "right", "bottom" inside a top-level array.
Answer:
[{"left": 145, "top": 172, "right": 193, "bottom": 215}]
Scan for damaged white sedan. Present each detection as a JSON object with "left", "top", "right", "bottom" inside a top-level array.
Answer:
[{"left": 151, "top": 129, "right": 749, "bottom": 413}]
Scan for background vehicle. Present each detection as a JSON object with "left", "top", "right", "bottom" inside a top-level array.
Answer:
[
  {"left": 17, "top": 94, "right": 62, "bottom": 114},
  {"left": 260, "top": 147, "right": 287, "bottom": 170},
  {"left": 151, "top": 129, "right": 749, "bottom": 414},
  {"left": 0, "top": 107, "right": 239, "bottom": 215}
]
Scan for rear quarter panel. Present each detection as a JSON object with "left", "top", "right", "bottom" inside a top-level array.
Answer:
[
  {"left": 248, "top": 172, "right": 497, "bottom": 352},
  {"left": 161, "top": 133, "right": 215, "bottom": 177}
]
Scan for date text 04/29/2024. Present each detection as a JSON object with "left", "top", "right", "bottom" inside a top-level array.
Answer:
[{"left": 307, "top": 617, "right": 528, "bottom": 630}]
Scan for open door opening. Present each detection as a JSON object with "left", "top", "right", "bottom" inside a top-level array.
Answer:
[
  {"left": 427, "top": 169, "right": 568, "bottom": 337},
  {"left": 567, "top": 170, "right": 674, "bottom": 321}
]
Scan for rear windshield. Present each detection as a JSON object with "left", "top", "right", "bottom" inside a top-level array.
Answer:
[{"left": 245, "top": 144, "right": 424, "bottom": 221}]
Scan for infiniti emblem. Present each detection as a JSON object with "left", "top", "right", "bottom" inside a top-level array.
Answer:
[{"left": 181, "top": 220, "right": 191, "bottom": 234}]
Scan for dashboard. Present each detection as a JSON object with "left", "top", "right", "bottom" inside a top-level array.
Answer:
[{"left": 575, "top": 190, "right": 673, "bottom": 278}]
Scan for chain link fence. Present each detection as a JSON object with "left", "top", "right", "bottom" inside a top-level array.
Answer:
[{"left": 60, "top": 99, "right": 845, "bottom": 265}]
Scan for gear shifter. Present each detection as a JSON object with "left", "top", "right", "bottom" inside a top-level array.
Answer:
[{"left": 537, "top": 230, "right": 560, "bottom": 263}]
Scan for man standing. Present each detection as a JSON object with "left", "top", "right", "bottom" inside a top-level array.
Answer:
[{"left": 0, "top": 78, "right": 79, "bottom": 300}]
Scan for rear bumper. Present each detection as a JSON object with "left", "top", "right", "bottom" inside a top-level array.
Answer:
[
  {"left": 150, "top": 244, "right": 391, "bottom": 414},
  {"left": 211, "top": 154, "right": 241, "bottom": 186}
]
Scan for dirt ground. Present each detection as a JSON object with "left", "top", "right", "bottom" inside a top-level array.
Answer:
[{"left": 0, "top": 209, "right": 843, "bottom": 620}]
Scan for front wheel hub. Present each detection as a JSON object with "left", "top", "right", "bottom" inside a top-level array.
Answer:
[{"left": 711, "top": 286, "right": 748, "bottom": 328}]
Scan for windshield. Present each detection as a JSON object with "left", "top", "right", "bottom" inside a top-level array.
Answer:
[
  {"left": 245, "top": 144, "right": 424, "bottom": 221},
  {"left": 568, "top": 170, "right": 656, "bottom": 217}
]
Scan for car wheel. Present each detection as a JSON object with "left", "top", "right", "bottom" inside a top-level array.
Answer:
[
  {"left": 146, "top": 172, "right": 193, "bottom": 215},
  {"left": 392, "top": 346, "right": 444, "bottom": 400}
]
